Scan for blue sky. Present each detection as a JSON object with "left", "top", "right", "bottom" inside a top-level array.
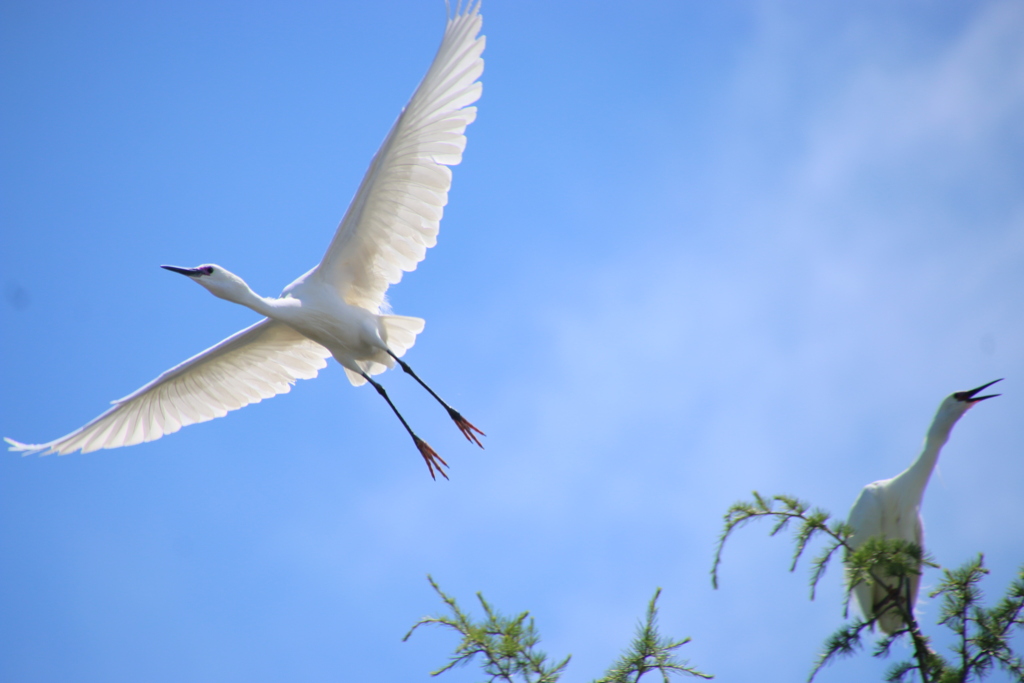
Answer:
[{"left": 2, "top": 1, "right": 1023, "bottom": 682}]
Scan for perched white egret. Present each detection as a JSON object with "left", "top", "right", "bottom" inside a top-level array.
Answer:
[
  {"left": 5, "top": 3, "right": 486, "bottom": 479},
  {"left": 846, "top": 379, "right": 1001, "bottom": 633}
]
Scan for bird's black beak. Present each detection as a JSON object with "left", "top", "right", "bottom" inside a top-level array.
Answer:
[
  {"left": 954, "top": 379, "right": 1003, "bottom": 403},
  {"left": 162, "top": 265, "right": 207, "bottom": 278}
]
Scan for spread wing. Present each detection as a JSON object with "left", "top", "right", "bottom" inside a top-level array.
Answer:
[
  {"left": 5, "top": 319, "right": 330, "bottom": 455},
  {"left": 310, "top": 2, "right": 484, "bottom": 311}
]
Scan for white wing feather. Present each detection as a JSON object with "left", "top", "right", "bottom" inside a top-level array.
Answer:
[
  {"left": 6, "top": 7, "right": 482, "bottom": 455},
  {"left": 847, "top": 484, "right": 886, "bottom": 621},
  {"left": 5, "top": 319, "right": 330, "bottom": 455},
  {"left": 847, "top": 484, "right": 885, "bottom": 548},
  {"left": 311, "top": 2, "right": 484, "bottom": 311}
]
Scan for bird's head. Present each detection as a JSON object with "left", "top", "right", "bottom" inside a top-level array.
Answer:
[
  {"left": 931, "top": 379, "right": 1002, "bottom": 434},
  {"left": 161, "top": 264, "right": 252, "bottom": 303}
]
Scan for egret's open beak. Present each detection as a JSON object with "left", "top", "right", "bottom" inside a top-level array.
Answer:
[
  {"left": 162, "top": 265, "right": 206, "bottom": 277},
  {"left": 954, "top": 379, "right": 1003, "bottom": 403}
]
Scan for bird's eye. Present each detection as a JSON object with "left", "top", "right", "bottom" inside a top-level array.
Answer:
[{"left": 200, "top": 266, "right": 215, "bottom": 275}]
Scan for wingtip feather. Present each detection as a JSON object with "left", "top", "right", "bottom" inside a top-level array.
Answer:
[{"left": 4, "top": 436, "right": 49, "bottom": 456}]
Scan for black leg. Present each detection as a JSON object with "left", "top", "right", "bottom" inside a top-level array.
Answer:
[
  {"left": 361, "top": 371, "right": 448, "bottom": 480},
  {"left": 387, "top": 351, "right": 485, "bottom": 448}
]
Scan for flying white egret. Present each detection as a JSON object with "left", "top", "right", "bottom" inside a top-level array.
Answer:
[
  {"left": 846, "top": 379, "right": 1001, "bottom": 633},
  {"left": 5, "top": 3, "right": 486, "bottom": 479}
]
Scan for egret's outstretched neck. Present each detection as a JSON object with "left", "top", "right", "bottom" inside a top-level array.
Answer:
[
  {"left": 926, "top": 408, "right": 961, "bottom": 446},
  {"left": 899, "top": 409, "right": 959, "bottom": 502},
  {"left": 233, "top": 289, "right": 278, "bottom": 318},
  {"left": 207, "top": 275, "right": 278, "bottom": 318}
]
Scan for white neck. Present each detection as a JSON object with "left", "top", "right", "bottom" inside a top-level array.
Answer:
[
  {"left": 210, "top": 279, "right": 279, "bottom": 318},
  {"left": 893, "top": 408, "right": 960, "bottom": 504}
]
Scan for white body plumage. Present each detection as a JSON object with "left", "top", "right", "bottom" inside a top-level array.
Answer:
[
  {"left": 846, "top": 380, "right": 1001, "bottom": 633},
  {"left": 6, "top": 3, "right": 486, "bottom": 477}
]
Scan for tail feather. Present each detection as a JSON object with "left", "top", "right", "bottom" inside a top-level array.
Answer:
[
  {"left": 341, "top": 315, "right": 425, "bottom": 387},
  {"left": 380, "top": 315, "right": 425, "bottom": 357}
]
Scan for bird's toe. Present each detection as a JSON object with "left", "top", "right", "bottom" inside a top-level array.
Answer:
[{"left": 414, "top": 436, "right": 449, "bottom": 480}]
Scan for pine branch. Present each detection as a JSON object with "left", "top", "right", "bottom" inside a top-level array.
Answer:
[
  {"left": 404, "top": 575, "right": 570, "bottom": 683},
  {"left": 406, "top": 579, "right": 711, "bottom": 683},
  {"left": 595, "top": 589, "right": 712, "bottom": 682}
]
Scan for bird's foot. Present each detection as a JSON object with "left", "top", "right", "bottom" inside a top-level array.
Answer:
[
  {"left": 447, "top": 409, "right": 485, "bottom": 448},
  {"left": 415, "top": 436, "right": 449, "bottom": 480}
]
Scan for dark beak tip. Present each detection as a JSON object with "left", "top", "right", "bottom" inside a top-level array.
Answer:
[
  {"left": 161, "top": 265, "right": 195, "bottom": 276},
  {"left": 967, "top": 378, "right": 1003, "bottom": 397}
]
